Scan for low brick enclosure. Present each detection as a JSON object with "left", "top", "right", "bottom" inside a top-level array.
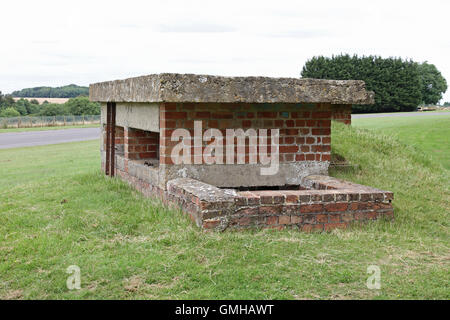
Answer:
[
  {"left": 115, "top": 169, "right": 394, "bottom": 231},
  {"left": 90, "top": 73, "right": 393, "bottom": 231}
]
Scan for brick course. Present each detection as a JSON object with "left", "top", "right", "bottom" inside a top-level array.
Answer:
[
  {"left": 124, "top": 127, "right": 159, "bottom": 160},
  {"left": 160, "top": 102, "right": 336, "bottom": 165}
]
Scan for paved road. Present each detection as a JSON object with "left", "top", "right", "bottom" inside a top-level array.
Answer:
[
  {"left": 0, "top": 127, "right": 100, "bottom": 149},
  {"left": 352, "top": 112, "right": 450, "bottom": 118}
]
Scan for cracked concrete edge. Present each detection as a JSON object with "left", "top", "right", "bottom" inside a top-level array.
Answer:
[
  {"left": 90, "top": 73, "right": 375, "bottom": 105},
  {"left": 303, "top": 175, "right": 394, "bottom": 196},
  {"left": 166, "top": 177, "right": 237, "bottom": 203}
]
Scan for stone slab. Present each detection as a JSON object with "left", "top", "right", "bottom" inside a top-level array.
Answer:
[
  {"left": 100, "top": 102, "right": 160, "bottom": 132},
  {"left": 90, "top": 73, "right": 374, "bottom": 105}
]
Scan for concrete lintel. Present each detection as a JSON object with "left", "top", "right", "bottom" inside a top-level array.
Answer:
[
  {"left": 90, "top": 73, "right": 374, "bottom": 105},
  {"left": 160, "top": 162, "right": 329, "bottom": 189},
  {"left": 100, "top": 103, "right": 159, "bottom": 133}
]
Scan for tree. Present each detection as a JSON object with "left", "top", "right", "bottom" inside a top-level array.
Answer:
[
  {"left": 0, "top": 91, "right": 15, "bottom": 111},
  {"left": 417, "top": 62, "right": 448, "bottom": 105},
  {"left": 14, "top": 99, "right": 31, "bottom": 115},
  {"left": 11, "top": 84, "right": 89, "bottom": 98},
  {"left": 25, "top": 101, "right": 40, "bottom": 115},
  {"left": 10, "top": 98, "right": 39, "bottom": 115},
  {"left": 65, "top": 96, "right": 100, "bottom": 115},
  {"left": 301, "top": 54, "right": 423, "bottom": 113},
  {"left": 0, "top": 107, "right": 21, "bottom": 118},
  {"left": 38, "top": 103, "right": 69, "bottom": 116}
]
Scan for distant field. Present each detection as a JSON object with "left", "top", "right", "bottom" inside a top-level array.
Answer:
[
  {"left": 13, "top": 97, "right": 69, "bottom": 104},
  {"left": 352, "top": 113, "right": 450, "bottom": 170}
]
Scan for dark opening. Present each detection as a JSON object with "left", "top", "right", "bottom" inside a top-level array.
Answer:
[{"left": 223, "top": 185, "right": 310, "bottom": 191}]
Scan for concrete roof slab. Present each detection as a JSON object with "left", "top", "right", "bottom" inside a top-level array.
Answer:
[{"left": 90, "top": 73, "right": 374, "bottom": 105}]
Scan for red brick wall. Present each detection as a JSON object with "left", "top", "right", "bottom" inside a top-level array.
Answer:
[
  {"left": 160, "top": 102, "right": 334, "bottom": 165},
  {"left": 124, "top": 127, "right": 159, "bottom": 160},
  {"left": 227, "top": 189, "right": 393, "bottom": 231},
  {"left": 331, "top": 104, "right": 352, "bottom": 125},
  {"left": 102, "top": 125, "right": 124, "bottom": 150},
  {"left": 164, "top": 176, "right": 394, "bottom": 231}
]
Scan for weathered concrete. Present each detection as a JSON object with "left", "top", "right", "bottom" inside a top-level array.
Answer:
[
  {"left": 302, "top": 175, "right": 388, "bottom": 193},
  {"left": 90, "top": 73, "right": 374, "bottom": 105},
  {"left": 159, "top": 162, "right": 329, "bottom": 189},
  {"left": 100, "top": 103, "right": 159, "bottom": 132}
]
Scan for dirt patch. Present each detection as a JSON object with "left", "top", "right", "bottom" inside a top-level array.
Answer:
[
  {"left": 123, "top": 275, "right": 145, "bottom": 292},
  {"left": 2, "top": 289, "right": 23, "bottom": 300}
]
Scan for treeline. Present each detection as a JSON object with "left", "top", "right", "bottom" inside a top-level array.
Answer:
[
  {"left": 301, "top": 54, "right": 448, "bottom": 113},
  {"left": 0, "top": 92, "right": 100, "bottom": 118},
  {"left": 11, "top": 84, "right": 89, "bottom": 98}
]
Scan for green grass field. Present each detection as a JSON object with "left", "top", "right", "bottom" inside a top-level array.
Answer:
[
  {"left": 0, "top": 120, "right": 448, "bottom": 299},
  {"left": 353, "top": 114, "right": 450, "bottom": 170}
]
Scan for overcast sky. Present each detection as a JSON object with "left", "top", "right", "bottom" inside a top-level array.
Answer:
[{"left": 1, "top": 0, "right": 449, "bottom": 101}]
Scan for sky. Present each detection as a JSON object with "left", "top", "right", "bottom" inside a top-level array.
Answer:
[{"left": 1, "top": 0, "right": 449, "bottom": 101}]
